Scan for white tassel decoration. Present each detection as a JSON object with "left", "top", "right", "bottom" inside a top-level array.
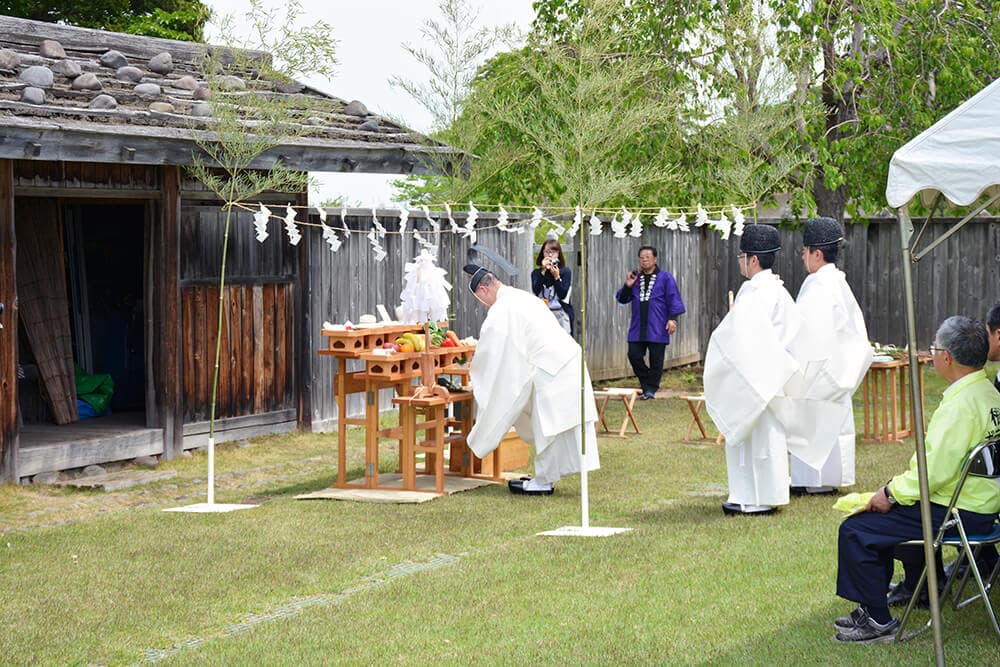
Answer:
[
  {"left": 253, "top": 203, "right": 270, "bottom": 242},
  {"left": 284, "top": 205, "right": 301, "bottom": 246}
]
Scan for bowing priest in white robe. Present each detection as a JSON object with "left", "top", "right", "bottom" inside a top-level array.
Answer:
[
  {"left": 704, "top": 224, "right": 801, "bottom": 515},
  {"left": 785, "top": 217, "right": 872, "bottom": 495},
  {"left": 463, "top": 263, "right": 600, "bottom": 495}
]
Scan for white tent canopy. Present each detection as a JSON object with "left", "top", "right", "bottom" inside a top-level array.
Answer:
[{"left": 886, "top": 75, "right": 1000, "bottom": 209}]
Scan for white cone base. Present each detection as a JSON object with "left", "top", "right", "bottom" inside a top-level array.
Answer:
[
  {"left": 537, "top": 525, "right": 631, "bottom": 537},
  {"left": 163, "top": 503, "right": 258, "bottom": 513}
]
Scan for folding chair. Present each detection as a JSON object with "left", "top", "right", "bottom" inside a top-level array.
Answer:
[{"left": 895, "top": 439, "right": 1000, "bottom": 641}]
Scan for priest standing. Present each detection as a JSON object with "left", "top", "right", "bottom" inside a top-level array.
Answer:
[
  {"left": 463, "top": 264, "right": 600, "bottom": 496},
  {"left": 787, "top": 217, "right": 872, "bottom": 495},
  {"left": 704, "top": 225, "right": 801, "bottom": 515}
]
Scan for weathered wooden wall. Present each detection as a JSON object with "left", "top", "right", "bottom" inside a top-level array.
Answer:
[
  {"left": 700, "top": 219, "right": 1000, "bottom": 352},
  {"left": 180, "top": 206, "right": 298, "bottom": 422}
]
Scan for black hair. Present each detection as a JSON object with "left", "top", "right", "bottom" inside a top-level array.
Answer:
[
  {"left": 638, "top": 245, "right": 657, "bottom": 258},
  {"left": 987, "top": 303, "right": 1000, "bottom": 332},
  {"left": 753, "top": 252, "right": 776, "bottom": 270},
  {"left": 808, "top": 244, "right": 840, "bottom": 264}
]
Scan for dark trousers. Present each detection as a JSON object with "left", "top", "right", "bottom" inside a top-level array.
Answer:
[
  {"left": 837, "top": 502, "right": 997, "bottom": 609},
  {"left": 627, "top": 341, "right": 666, "bottom": 395}
]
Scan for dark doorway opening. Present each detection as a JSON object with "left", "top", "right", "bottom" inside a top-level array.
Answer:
[{"left": 65, "top": 203, "right": 147, "bottom": 417}]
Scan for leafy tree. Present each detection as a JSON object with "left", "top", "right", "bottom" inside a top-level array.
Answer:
[
  {"left": 2, "top": 0, "right": 211, "bottom": 42},
  {"left": 774, "top": 0, "right": 1000, "bottom": 219}
]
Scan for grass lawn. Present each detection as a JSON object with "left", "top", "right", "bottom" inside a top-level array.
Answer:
[{"left": 2, "top": 367, "right": 998, "bottom": 665}]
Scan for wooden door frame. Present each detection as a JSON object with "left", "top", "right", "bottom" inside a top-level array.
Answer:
[{"left": 0, "top": 159, "right": 18, "bottom": 482}]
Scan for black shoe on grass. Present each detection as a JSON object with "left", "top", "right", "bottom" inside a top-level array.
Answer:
[{"left": 835, "top": 616, "right": 898, "bottom": 643}]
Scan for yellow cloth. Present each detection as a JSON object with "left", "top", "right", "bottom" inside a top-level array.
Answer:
[{"left": 833, "top": 492, "right": 875, "bottom": 517}]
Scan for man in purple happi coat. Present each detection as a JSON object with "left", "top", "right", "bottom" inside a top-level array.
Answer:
[{"left": 615, "top": 245, "right": 686, "bottom": 400}]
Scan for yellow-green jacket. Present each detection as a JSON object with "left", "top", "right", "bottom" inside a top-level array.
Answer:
[{"left": 889, "top": 370, "right": 1000, "bottom": 513}]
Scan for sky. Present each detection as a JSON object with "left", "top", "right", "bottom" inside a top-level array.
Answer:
[{"left": 203, "top": 0, "right": 537, "bottom": 206}]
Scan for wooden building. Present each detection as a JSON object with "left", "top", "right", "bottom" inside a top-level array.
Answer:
[{"left": 0, "top": 15, "right": 458, "bottom": 482}]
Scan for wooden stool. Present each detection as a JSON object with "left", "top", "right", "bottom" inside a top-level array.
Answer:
[
  {"left": 681, "top": 395, "right": 723, "bottom": 444},
  {"left": 593, "top": 388, "right": 641, "bottom": 437}
]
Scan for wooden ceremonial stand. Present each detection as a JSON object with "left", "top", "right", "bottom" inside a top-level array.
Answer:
[
  {"left": 861, "top": 354, "right": 931, "bottom": 442},
  {"left": 319, "top": 324, "right": 483, "bottom": 492}
]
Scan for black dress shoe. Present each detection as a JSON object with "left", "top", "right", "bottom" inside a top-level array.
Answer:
[
  {"left": 721, "top": 502, "right": 777, "bottom": 516},
  {"left": 508, "top": 480, "right": 554, "bottom": 495},
  {"left": 886, "top": 582, "right": 928, "bottom": 608}
]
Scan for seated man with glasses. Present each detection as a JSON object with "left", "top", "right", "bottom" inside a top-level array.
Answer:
[{"left": 833, "top": 316, "right": 1000, "bottom": 643}]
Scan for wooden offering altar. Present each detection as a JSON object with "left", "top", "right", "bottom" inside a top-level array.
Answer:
[
  {"left": 319, "top": 324, "right": 487, "bottom": 491},
  {"left": 861, "top": 354, "right": 931, "bottom": 443}
]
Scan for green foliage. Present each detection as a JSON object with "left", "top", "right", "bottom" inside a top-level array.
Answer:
[
  {"left": 2, "top": 0, "right": 211, "bottom": 42},
  {"left": 463, "top": 0, "right": 686, "bottom": 210},
  {"left": 772, "top": 0, "right": 1000, "bottom": 219}
]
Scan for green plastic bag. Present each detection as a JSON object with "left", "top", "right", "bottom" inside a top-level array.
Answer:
[{"left": 75, "top": 364, "right": 114, "bottom": 415}]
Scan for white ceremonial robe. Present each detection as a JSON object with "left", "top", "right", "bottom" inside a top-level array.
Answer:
[
  {"left": 704, "top": 270, "right": 801, "bottom": 507},
  {"left": 468, "top": 285, "right": 599, "bottom": 485},
  {"left": 783, "top": 263, "right": 872, "bottom": 487}
]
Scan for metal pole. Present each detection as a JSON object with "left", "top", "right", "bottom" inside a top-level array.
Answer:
[
  {"left": 579, "top": 214, "right": 590, "bottom": 528},
  {"left": 897, "top": 208, "right": 944, "bottom": 665}
]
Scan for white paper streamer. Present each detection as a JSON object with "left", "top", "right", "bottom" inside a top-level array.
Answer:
[
  {"left": 653, "top": 208, "right": 669, "bottom": 228},
  {"left": 367, "top": 229, "right": 387, "bottom": 261},
  {"left": 497, "top": 205, "right": 510, "bottom": 232},
  {"left": 371, "top": 207, "right": 386, "bottom": 237},
  {"left": 399, "top": 206, "right": 409, "bottom": 235},
  {"left": 284, "top": 205, "right": 301, "bottom": 246},
  {"left": 589, "top": 210, "right": 602, "bottom": 235},
  {"left": 610, "top": 212, "right": 627, "bottom": 238},
  {"left": 714, "top": 211, "right": 732, "bottom": 240},
  {"left": 340, "top": 206, "right": 350, "bottom": 237},
  {"left": 253, "top": 203, "right": 270, "bottom": 243},
  {"left": 628, "top": 212, "right": 643, "bottom": 238},
  {"left": 321, "top": 221, "right": 341, "bottom": 252},
  {"left": 731, "top": 205, "right": 746, "bottom": 236},
  {"left": 444, "top": 202, "right": 459, "bottom": 233},
  {"left": 315, "top": 205, "right": 327, "bottom": 224},
  {"left": 695, "top": 204, "right": 709, "bottom": 228},
  {"left": 568, "top": 205, "right": 582, "bottom": 238},
  {"left": 676, "top": 213, "right": 689, "bottom": 232},
  {"left": 463, "top": 202, "right": 478, "bottom": 243},
  {"left": 530, "top": 207, "right": 543, "bottom": 229}
]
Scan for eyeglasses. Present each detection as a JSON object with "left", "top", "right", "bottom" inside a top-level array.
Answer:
[{"left": 929, "top": 344, "right": 943, "bottom": 355}]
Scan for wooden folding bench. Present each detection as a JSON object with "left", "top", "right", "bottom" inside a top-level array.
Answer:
[
  {"left": 681, "top": 395, "right": 723, "bottom": 444},
  {"left": 593, "top": 387, "right": 641, "bottom": 437}
]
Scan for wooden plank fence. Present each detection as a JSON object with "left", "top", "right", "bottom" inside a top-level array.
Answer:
[{"left": 305, "top": 212, "right": 1000, "bottom": 428}]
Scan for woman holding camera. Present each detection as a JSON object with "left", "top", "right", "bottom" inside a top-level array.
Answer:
[{"left": 531, "top": 238, "right": 574, "bottom": 334}]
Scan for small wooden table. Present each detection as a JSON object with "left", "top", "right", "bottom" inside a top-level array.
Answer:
[
  {"left": 861, "top": 356, "right": 930, "bottom": 443},
  {"left": 593, "top": 388, "right": 641, "bottom": 437},
  {"left": 681, "top": 395, "right": 723, "bottom": 444}
]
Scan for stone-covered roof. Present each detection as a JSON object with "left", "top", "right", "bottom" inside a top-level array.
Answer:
[{"left": 0, "top": 15, "right": 460, "bottom": 174}]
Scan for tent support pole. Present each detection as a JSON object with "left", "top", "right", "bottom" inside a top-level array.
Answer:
[{"left": 898, "top": 207, "right": 944, "bottom": 665}]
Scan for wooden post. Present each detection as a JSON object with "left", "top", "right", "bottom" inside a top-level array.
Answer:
[
  {"left": 0, "top": 159, "right": 18, "bottom": 482},
  {"left": 295, "top": 190, "right": 312, "bottom": 432},
  {"left": 158, "top": 166, "right": 183, "bottom": 459}
]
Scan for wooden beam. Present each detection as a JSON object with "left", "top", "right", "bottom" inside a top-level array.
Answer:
[
  {"left": 159, "top": 166, "right": 183, "bottom": 459},
  {"left": 0, "top": 123, "right": 458, "bottom": 175},
  {"left": 295, "top": 190, "right": 312, "bottom": 432},
  {"left": 0, "top": 159, "right": 18, "bottom": 482}
]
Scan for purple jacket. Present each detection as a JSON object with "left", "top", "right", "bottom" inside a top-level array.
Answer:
[{"left": 615, "top": 269, "right": 686, "bottom": 344}]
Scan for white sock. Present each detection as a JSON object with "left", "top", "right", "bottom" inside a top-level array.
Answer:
[{"left": 523, "top": 478, "right": 553, "bottom": 491}]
